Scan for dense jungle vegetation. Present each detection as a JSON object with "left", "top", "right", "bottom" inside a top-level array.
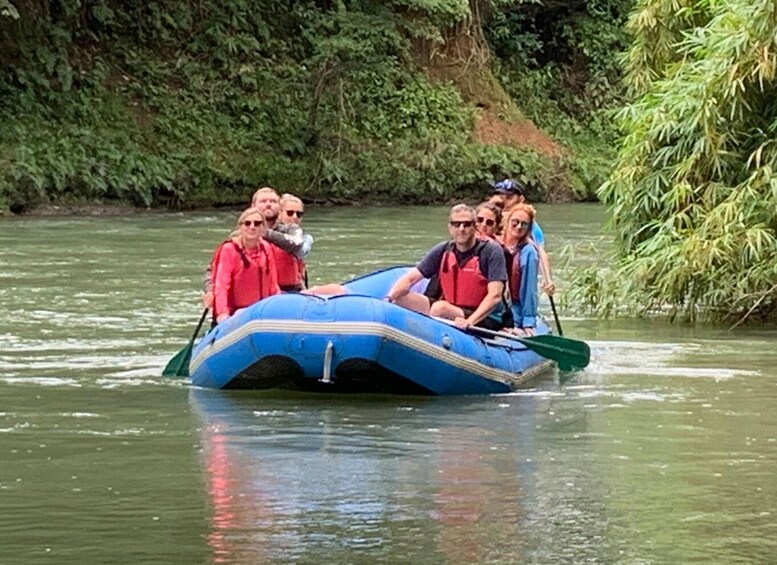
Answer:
[
  {"left": 0, "top": 0, "right": 630, "bottom": 211},
  {"left": 570, "top": 0, "right": 777, "bottom": 324}
]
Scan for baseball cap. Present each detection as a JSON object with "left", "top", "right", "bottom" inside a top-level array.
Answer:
[{"left": 492, "top": 179, "right": 525, "bottom": 195}]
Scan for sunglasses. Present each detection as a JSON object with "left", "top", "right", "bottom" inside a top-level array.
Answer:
[
  {"left": 285, "top": 210, "right": 305, "bottom": 218},
  {"left": 449, "top": 220, "right": 475, "bottom": 229},
  {"left": 510, "top": 220, "right": 531, "bottom": 229},
  {"left": 476, "top": 216, "right": 496, "bottom": 227},
  {"left": 242, "top": 220, "right": 265, "bottom": 227}
]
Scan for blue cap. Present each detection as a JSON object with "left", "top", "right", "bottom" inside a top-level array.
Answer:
[{"left": 492, "top": 179, "right": 525, "bottom": 195}]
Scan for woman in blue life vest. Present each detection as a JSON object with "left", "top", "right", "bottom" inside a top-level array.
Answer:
[{"left": 502, "top": 203, "right": 540, "bottom": 336}]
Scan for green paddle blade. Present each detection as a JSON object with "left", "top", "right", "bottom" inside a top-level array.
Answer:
[
  {"left": 162, "top": 344, "right": 193, "bottom": 377},
  {"left": 522, "top": 334, "right": 590, "bottom": 371},
  {"left": 467, "top": 326, "right": 591, "bottom": 371},
  {"left": 162, "top": 309, "right": 209, "bottom": 378}
]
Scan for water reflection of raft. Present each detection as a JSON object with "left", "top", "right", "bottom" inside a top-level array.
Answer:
[{"left": 189, "top": 266, "right": 555, "bottom": 395}]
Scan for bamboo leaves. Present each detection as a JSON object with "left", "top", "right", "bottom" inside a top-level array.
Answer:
[
  {"left": 571, "top": 0, "right": 777, "bottom": 324},
  {"left": 0, "top": 0, "right": 18, "bottom": 19}
]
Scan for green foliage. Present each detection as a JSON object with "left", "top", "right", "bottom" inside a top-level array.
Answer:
[
  {"left": 496, "top": 64, "right": 619, "bottom": 197},
  {"left": 1, "top": 0, "right": 18, "bottom": 19},
  {"left": 623, "top": 0, "right": 713, "bottom": 96},
  {"left": 570, "top": 0, "right": 777, "bottom": 324},
  {"left": 0, "top": 0, "right": 629, "bottom": 211},
  {"left": 484, "top": 0, "right": 633, "bottom": 199},
  {"left": 393, "top": 0, "right": 470, "bottom": 30},
  {"left": 310, "top": 134, "right": 553, "bottom": 202}
]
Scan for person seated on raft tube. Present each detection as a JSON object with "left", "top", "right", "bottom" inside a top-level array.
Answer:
[
  {"left": 275, "top": 193, "right": 314, "bottom": 292},
  {"left": 474, "top": 201, "right": 502, "bottom": 241},
  {"left": 474, "top": 200, "right": 515, "bottom": 328},
  {"left": 488, "top": 178, "right": 555, "bottom": 297},
  {"left": 501, "top": 203, "right": 540, "bottom": 337},
  {"left": 421, "top": 201, "right": 505, "bottom": 306},
  {"left": 384, "top": 203, "right": 508, "bottom": 331},
  {"left": 212, "top": 208, "right": 280, "bottom": 324},
  {"left": 202, "top": 187, "right": 312, "bottom": 306}
]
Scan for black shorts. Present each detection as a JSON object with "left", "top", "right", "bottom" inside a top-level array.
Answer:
[
  {"left": 424, "top": 275, "right": 503, "bottom": 331},
  {"left": 279, "top": 284, "right": 304, "bottom": 293},
  {"left": 460, "top": 308, "right": 503, "bottom": 331},
  {"left": 426, "top": 304, "right": 504, "bottom": 331}
]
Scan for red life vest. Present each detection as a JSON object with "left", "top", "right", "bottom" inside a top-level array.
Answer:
[
  {"left": 208, "top": 239, "right": 230, "bottom": 292},
  {"left": 508, "top": 242, "right": 529, "bottom": 302},
  {"left": 269, "top": 243, "right": 305, "bottom": 290},
  {"left": 438, "top": 241, "right": 489, "bottom": 309},
  {"left": 212, "top": 240, "right": 277, "bottom": 317}
]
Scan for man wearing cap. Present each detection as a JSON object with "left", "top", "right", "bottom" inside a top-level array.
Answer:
[{"left": 490, "top": 179, "right": 555, "bottom": 296}]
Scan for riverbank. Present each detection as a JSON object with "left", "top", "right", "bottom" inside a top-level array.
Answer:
[
  {"left": 0, "top": 197, "right": 345, "bottom": 217},
  {"left": 3, "top": 188, "right": 574, "bottom": 217},
  {"left": 8, "top": 201, "right": 144, "bottom": 217}
]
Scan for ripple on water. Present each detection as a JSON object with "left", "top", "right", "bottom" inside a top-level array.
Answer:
[
  {"left": 0, "top": 376, "right": 81, "bottom": 387},
  {"left": 95, "top": 377, "right": 176, "bottom": 389},
  {"left": 503, "top": 390, "right": 567, "bottom": 398},
  {"left": 106, "top": 368, "right": 167, "bottom": 380},
  {"left": 586, "top": 339, "right": 760, "bottom": 380},
  {"left": 622, "top": 391, "right": 668, "bottom": 402},
  {"left": 1, "top": 338, "right": 140, "bottom": 353},
  {"left": 0, "top": 347, "right": 177, "bottom": 389}
]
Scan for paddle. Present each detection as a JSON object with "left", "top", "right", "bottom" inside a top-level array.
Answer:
[
  {"left": 162, "top": 309, "right": 209, "bottom": 378},
  {"left": 466, "top": 325, "right": 589, "bottom": 372},
  {"left": 549, "top": 295, "right": 563, "bottom": 336}
]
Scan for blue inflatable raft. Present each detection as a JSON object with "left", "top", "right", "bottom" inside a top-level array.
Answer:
[{"left": 189, "top": 266, "right": 555, "bottom": 395}]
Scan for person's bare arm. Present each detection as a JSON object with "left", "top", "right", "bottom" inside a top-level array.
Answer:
[
  {"left": 202, "top": 265, "right": 214, "bottom": 308},
  {"left": 538, "top": 245, "right": 555, "bottom": 296},
  {"left": 385, "top": 268, "right": 425, "bottom": 302},
  {"left": 457, "top": 281, "right": 504, "bottom": 329}
]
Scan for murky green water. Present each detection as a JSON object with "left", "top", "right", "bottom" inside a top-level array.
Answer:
[{"left": 2, "top": 205, "right": 776, "bottom": 563}]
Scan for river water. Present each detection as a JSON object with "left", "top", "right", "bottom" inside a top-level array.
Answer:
[{"left": 1, "top": 205, "right": 776, "bottom": 563}]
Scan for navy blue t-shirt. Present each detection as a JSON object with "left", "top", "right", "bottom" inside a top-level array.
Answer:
[{"left": 417, "top": 240, "right": 507, "bottom": 283}]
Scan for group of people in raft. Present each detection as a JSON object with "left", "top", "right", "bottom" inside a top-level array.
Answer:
[{"left": 202, "top": 180, "right": 555, "bottom": 337}]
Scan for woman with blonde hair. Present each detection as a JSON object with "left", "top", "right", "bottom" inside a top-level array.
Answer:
[
  {"left": 273, "top": 193, "right": 314, "bottom": 292},
  {"left": 211, "top": 208, "right": 280, "bottom": 324},
  {"left": 502, "top": 203, "right": 540, "bottom": 336}
]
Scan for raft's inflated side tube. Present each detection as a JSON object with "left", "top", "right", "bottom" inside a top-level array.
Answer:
[{"left": 189, "top": 267, "right": 553, "bottom": 394}]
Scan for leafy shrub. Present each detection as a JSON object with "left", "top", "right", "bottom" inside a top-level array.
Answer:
[{"left": 0, "top": 0, "right": 629, "bottom": 211}]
